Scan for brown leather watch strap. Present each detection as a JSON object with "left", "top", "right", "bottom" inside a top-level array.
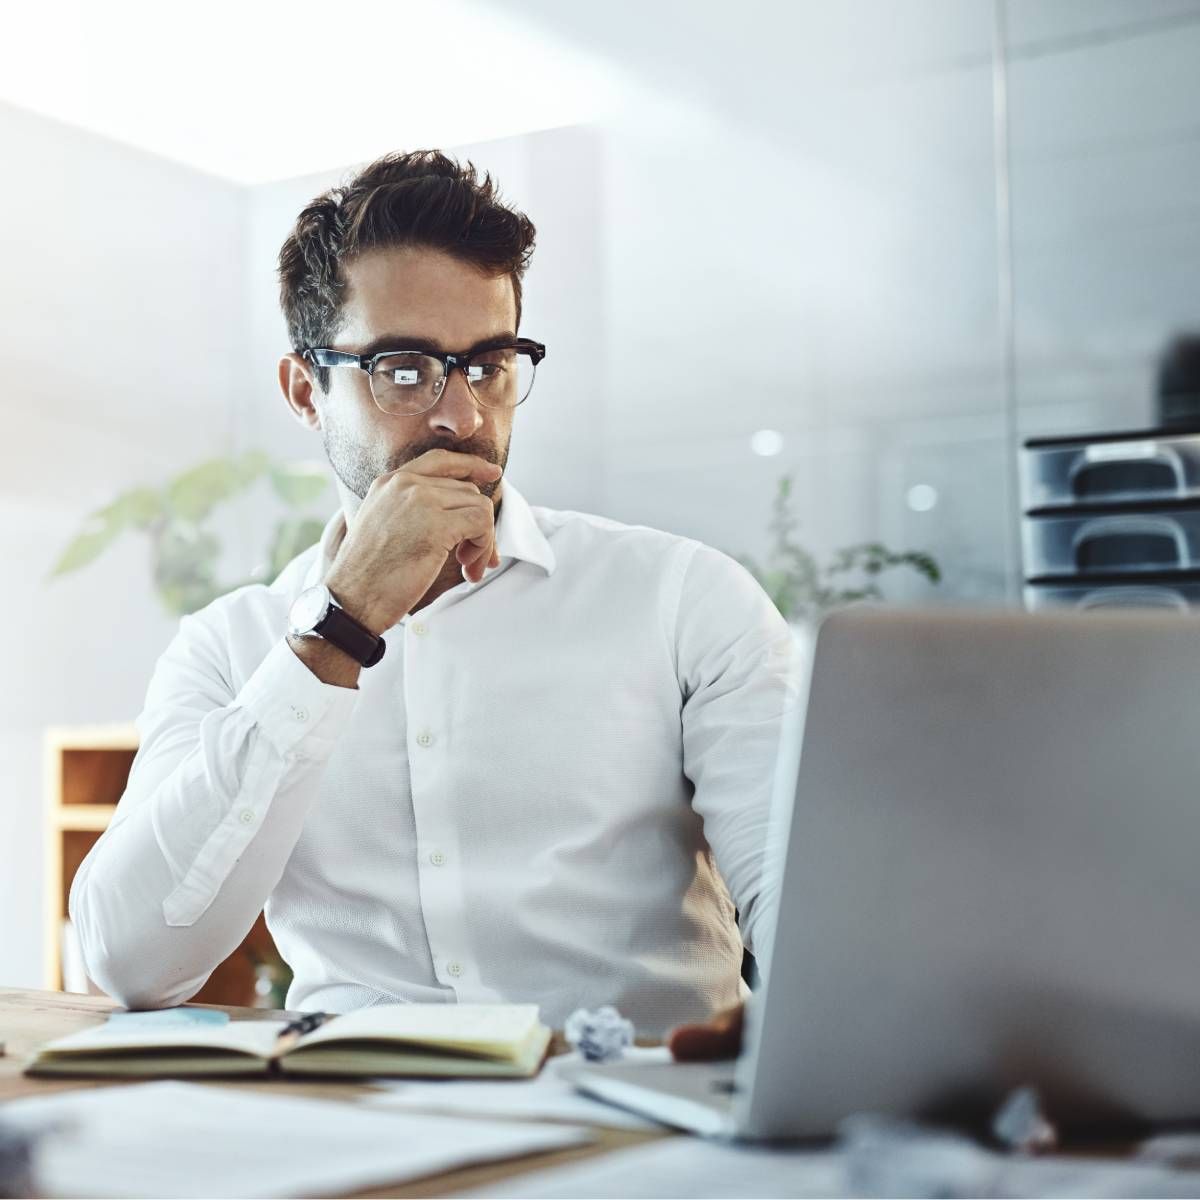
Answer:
[{"left": 314, "top": 604, "right": 386, "bottom": 668}]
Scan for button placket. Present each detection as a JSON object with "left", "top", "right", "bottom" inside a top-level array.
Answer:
[{"left": 403, "top": 611, "right": 497, "bottom": 1001}]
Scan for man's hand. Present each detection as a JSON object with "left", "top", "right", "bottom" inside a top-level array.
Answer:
[
  {"left": 667, "top": 1002, "right": 744, "bottom": 1061},
  {"left": 326, "top": 449, "right": 503, "bottom": 633}
]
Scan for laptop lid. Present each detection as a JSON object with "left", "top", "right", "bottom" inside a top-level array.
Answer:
[{"left": 738, "top": 606, "right": 1200, "bottom": 1140}]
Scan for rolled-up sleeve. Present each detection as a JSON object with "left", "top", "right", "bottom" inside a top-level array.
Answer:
[
  {"left": 70, "top": 604, "right": 357, "bottom": 1009},
  {"left": 674, "top": 545, "right": 801, "bottom": 958}
]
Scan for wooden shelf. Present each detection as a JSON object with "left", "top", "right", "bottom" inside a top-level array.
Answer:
[
  {"left": 44, "top": 726, "right": 283, "bottom": 1006},
  {"left": 46, "top": 724, "right": 140, "bottom": 753},
  {"left": 53, "top": 805, "right": 118, "bottom": 832}
]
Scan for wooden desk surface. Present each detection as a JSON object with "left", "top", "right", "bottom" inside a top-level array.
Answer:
[{"left": 0, "top": 988, "right": 674, "bottom": 1198}]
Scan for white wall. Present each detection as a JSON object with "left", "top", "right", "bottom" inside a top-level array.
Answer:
[
  {"left": 0, "top": 102, "right": 246, "bottom": 986},
  {"left": 1007, "top": 0, "right": 1200, "bottom": 437}
]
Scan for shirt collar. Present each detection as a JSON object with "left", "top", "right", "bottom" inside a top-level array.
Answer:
[{"left": 302, "top": 477, "right": 555, "bottom": 590}]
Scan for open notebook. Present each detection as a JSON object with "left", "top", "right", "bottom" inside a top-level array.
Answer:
[{"left": 25, "top": 1004, "right": 551, "bottom": 1080}]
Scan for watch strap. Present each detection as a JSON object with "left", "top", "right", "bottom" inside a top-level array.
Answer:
[{"left": 314, "top": 603, "right": 386, "bottom": 668}]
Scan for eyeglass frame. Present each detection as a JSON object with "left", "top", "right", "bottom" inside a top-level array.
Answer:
[{"left": 302, "top": 338, "right": 547, "bottom": 414}]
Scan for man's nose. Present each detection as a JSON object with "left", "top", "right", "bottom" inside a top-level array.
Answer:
[{"left": 426, "top": 365, "right": 484, "bottom": 439}]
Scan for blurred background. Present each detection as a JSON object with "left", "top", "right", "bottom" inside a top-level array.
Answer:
[{"left": 2, "top": 0, "right": 1198, "bottom": 993}]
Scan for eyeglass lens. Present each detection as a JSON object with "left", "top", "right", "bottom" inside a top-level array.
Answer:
[{"left": 370, "top": 349, "right": 537, "bottom": 415}]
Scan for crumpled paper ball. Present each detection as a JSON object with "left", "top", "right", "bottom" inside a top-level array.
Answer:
[{"left": 563, "top": 1005, "right": 635, "bottom": 1062}]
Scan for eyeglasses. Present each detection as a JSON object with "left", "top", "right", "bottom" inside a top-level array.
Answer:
[{"left": 303, "top": 338, "right": 546, "bottom": 416}]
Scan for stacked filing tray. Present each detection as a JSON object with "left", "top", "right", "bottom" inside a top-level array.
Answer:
[{"left": 1023, "top": 427, "right": 1200, "bottom": 612}]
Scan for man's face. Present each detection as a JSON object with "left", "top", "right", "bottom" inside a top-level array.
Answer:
[{"left": 315, "top": 245, "right": 518, "bottom": 504}]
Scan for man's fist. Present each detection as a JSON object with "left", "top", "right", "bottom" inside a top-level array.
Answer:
[
  {"left": 326, "top": 449, "right": 503, "bottom": 632},
  {"left": 667, "top": 1002, "right": 744, "bottom": 1061}
]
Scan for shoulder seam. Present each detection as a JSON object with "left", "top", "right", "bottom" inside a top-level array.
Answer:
[{"left": 663, "top": 538, "right": 704, "bottom": 688}]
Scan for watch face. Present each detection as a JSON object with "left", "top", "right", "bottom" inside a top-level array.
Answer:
[{"left": 288, "top": 584, "right": 331, "bottom": 636}]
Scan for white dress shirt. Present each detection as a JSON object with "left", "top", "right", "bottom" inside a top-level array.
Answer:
[{"left": 70, "top": 481, "right": 797, "bottom": 1033}]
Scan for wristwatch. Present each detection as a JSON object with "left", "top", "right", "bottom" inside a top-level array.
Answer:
[{"left": 287, "top": 584, "right": 386, "bottom": 668}]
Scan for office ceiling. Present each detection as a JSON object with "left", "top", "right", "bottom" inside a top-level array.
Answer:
[
  {"left": 0, "top": 0, "right": 1197, "bottom": 184},
  {"left": 0, "top": 0, "right": 627, "bottom": 183}
]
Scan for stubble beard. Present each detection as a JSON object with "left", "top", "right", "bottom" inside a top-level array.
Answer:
[{"left": 322, "top": 421, "right": 509, "bottom": 504}]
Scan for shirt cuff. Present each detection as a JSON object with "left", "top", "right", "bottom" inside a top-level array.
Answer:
[{"left": 234, "top": 638, "right": 359, "bottom": 760}]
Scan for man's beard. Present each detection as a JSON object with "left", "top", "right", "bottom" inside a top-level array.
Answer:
[{"left": 322, "top": 423, "right": 509, "bottom": 503}]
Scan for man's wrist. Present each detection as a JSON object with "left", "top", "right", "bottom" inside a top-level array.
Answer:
[
  {"left": 287, "top": 632, "right": 362, "bottom": 689},
  {"left": 324, "top": 574, "right": 391, "bottom": 637}
]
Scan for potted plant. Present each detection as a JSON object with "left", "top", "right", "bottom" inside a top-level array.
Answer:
[
  {"left": 737, "top": 474, "right": 941, "bottom": 624},
  {"left": 49, "top": 450, "right": 330, "bottom": 616}
]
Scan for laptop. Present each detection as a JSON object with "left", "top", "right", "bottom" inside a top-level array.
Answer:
[{"left": 566, "top": 607, "right": 1200, "bottom": 1140}]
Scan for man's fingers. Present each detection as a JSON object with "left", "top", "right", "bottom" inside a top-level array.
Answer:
[
  {"left": 445, "top": 501, "right": 498, "bottom": 583},
  {"left": 400, "top": 449, "right": 503, "bottom": 485},
  {"left": 419, "top": 475, "right": 492, "bottom": 496},
  {"left": 456, "top": 532, "right": 498, "bottom": 582}
]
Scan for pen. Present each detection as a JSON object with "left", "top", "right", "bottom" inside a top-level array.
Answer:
[
  {"left": 279, "top": 1011, "right": 331, "bottom": 1037},
  {"left": 275, "top": 1011, "right": 332, "bottom": 1054}
]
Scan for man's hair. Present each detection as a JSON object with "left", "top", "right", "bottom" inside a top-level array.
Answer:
[{"left": 278, "top": 150, "right": 537, "bottom": 390}]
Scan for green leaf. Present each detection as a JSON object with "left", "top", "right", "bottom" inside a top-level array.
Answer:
[
  {"left": 152, "top": 521, "right": 219, "bottom": 582},
  {"left": 47, "top": 518, "right": 124, "bottom": 577},
  {"left": 99, "top": 487, "right": 164, "bottom": 531},
  {"left": 234, "top": 450, "right": 271, "bottom": 486},
  {"left": 902, "top": 551, "right": 942, "bottom": 583},
  {"left": 269, "top": 462, "right": 328, "bottom": 507},
  {"left": 267, "top": 516, "right": 326, "bottom": 579},
  {"left": 167, "top": 459, "right": 246, "bottom": 521},
  {"left": 825, "top": 585, "right": 882, "bottom": 607}
]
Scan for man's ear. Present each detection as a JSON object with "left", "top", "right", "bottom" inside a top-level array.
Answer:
[{"left": 279, "top": 352, "right": 323, "bottom": 431}]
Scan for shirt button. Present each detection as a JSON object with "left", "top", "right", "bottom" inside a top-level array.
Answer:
[
  {"left": 239, "top": 809, "right": 255, "bottom": 824},
  {"left": 416, "top": 731, "right": 434, "bottom": 748},
  {"left": 411, "top": 622, "right": 428, "bottom": 637},
  {"left": 429, "top": 850, "right": 446, "bottom": 867},
  {"left": 292, "top": 706, "right": 308, "bottom": 723},
  {"left": 447, "top": 962, "right": 464, "bottom": 978}
]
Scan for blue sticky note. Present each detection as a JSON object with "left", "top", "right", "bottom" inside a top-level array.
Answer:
[{"left": 106, "top": 1006, "right": 230, "bottom": 1029}]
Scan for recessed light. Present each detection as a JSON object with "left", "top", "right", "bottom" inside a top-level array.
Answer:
[
  {"left": 751, "top": 430, "right": 784, "bottom": 457},
  {"left": 906, "top": 484, "right": 938, "bottom": 512}
]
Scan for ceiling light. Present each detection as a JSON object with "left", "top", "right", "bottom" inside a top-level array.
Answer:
[
  {"left": 750, "top": 430, "right": 784, "bottom": 457},
  {"left": 906, "top": 484, "right": 938, "bottom": 512}
]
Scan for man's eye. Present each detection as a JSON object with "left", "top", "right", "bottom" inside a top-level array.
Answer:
[{"left": 467, "top": 364, "right": 504, "bottom": 382}]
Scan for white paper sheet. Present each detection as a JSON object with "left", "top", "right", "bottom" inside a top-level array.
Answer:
[
  {"left": 4, "top": 1080, "right": 590, "bottom": 1198},
  {"left": 464, "top": 1128, "right": 1200, "bottom": 1200},
  {"left": 365, "top": 1046, "right": 671, "bottom": 1131},
  {"left": 460, "top": 1137, "right": 844, "bottom": 1199}
]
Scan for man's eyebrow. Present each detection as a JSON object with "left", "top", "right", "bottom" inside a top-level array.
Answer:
[{"left": 356, "top": 332, "right": 519, "bottom": 358}]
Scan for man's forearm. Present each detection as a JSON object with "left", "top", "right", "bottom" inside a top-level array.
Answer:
[
  {"left": 287, "top": 633, "right": 363, "bottom": 689},
  {"left": 70, "top": 741, "right": 325, "bottom": 1007},
  {"left": 70, "top": 635, "right": 356, "bottom": 1008}
]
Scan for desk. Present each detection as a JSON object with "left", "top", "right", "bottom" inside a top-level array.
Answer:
[{"left": 0, "top": 988, "right": 672, "bottom": 1198}]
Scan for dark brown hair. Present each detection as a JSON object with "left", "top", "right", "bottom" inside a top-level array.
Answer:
[{"left": 278, "top": 150, "right": 537, "bottom": 390}]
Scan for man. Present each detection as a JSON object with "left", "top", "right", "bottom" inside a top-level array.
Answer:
[{"left": 70, "top": 151, "right": 794, "bottom": 1038}]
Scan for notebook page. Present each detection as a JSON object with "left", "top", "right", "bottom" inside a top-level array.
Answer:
[
  {"left": 36, "top": 1018, "right": 288, "bottom": 1059},
  {"left": 297, "top": 1003, "right": 541, "bottom": 1053}
]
